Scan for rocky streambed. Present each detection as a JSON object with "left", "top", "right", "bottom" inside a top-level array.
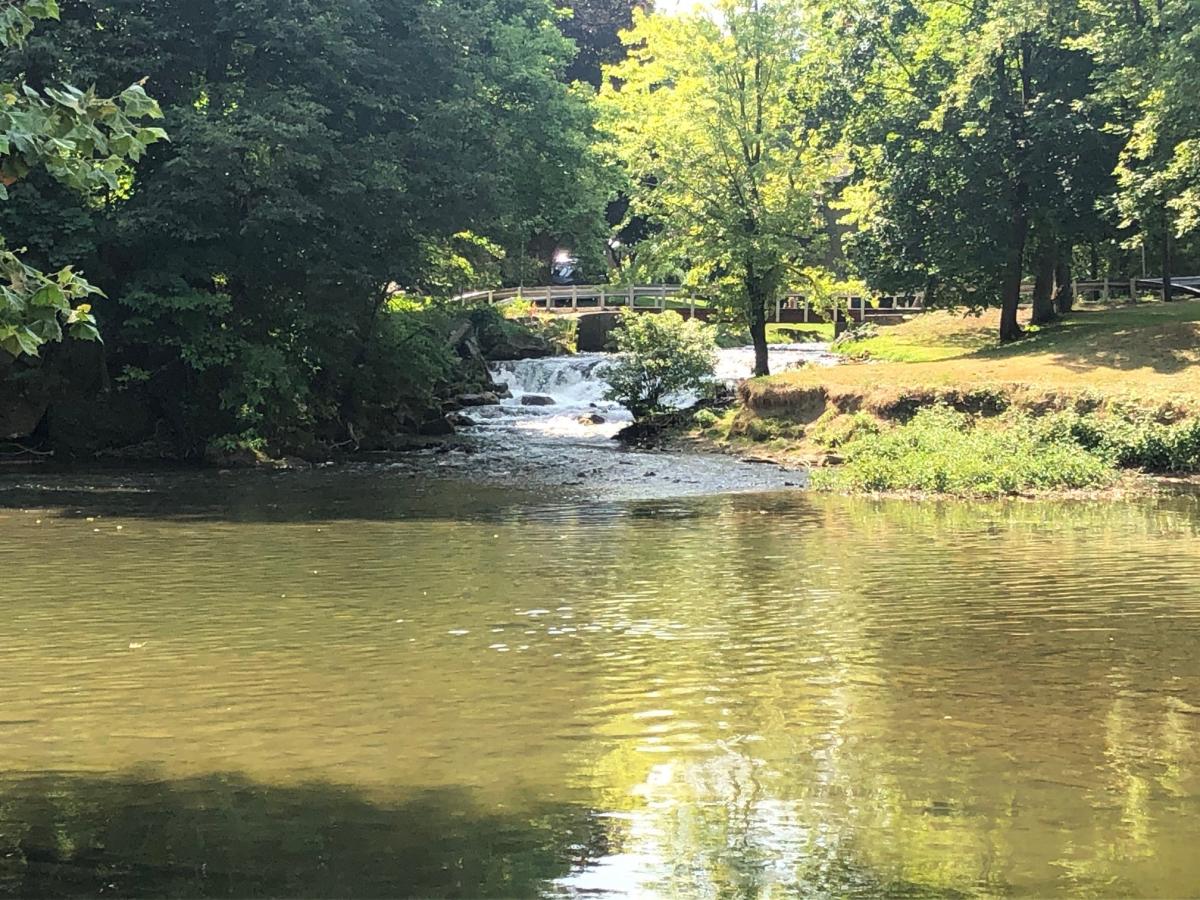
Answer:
[{"left": 403, "top": 345, "right": 837, "bottom": 501}]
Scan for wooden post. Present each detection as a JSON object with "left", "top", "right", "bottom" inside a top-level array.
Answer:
[
  {"left": 1130, "top": 277, "right": 1138, "bottom": 300},
  {"left": 803, "top": 300, "right": 809, "bottom": 323},
  {"left": 659, "top": 284, "right": 667, "bottom": 310},
  {"left": 775, "top": 297, "right": 781, "bottom": 323},
  {"left": 1102, "top": 277, "right": 1110, "bottom": 302},
  {"left": 627, "top": 284, "right": 635, "bottom": 308},
  {"left": 487, "top": 291, "right": 494, "bottom": 305},
  {"left": 689, "top": 296, "right": 696, "bottom": 319},
  {"left": 571, "top": 285, "right": 578, "bottom": 310}
]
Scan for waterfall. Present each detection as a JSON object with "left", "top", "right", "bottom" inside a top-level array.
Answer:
[{"left": 474, "top": 343, "right": 835, "bottom": 443}]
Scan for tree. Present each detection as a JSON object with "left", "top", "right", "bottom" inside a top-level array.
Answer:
[
  {"left": 1, "top": 0, "right": 606, "bottom": 452},
  {"left": 603, "top": 310, "right": 717, "bottom": 419},
  {"left": 824, "top": 0, "right": 1118, "bottom": 341},
  {"left": 599, "top": 0, "right": 829, "bottom": 377},
  {"left": 557, "top": 0, "right": 642, "bottom": 89},
  {"left": 0, "top": 0, "right": 164, "bottom": 360},
  {"left": 1082, "top": 0, "right": 1200, "bottom": 302}
]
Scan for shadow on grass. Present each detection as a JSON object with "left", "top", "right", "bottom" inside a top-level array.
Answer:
[
  {"left": 0, "top": 771, "right": 610, "bottom": 898},
  {"left": 965, "top": 301, "right": 1200, "bottom": 377}
]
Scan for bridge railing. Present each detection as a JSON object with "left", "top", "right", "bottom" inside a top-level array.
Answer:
[
  {"left": 452, "top": 284, "right": 925, "bottom": 323},
  {"left": 455, "top": 275, "right": 1196, "bottom": 317}
]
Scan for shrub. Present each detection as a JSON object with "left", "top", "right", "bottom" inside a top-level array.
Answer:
[
  {"left": 603, "top": 311, "right": 718, "bottom": 419},
  {"left": 812, "top": 404, "right": 1116, "bottom": 496},
  {"left": 807, "top": 410, "right": 882, "bottom": 449},
  {"left": 1035, "top": 410, "right": 1200, "bottom": 473}
]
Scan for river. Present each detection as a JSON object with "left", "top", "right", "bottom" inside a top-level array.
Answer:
[{"left": 1, "top": 347, "right": 1199, "bottom": 897}]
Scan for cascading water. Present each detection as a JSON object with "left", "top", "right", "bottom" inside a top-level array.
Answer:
[
  {"left": 417, "top": 342, "right": 836, "bottom": 500},
  {"left": 477, "top": 343, "right": 837, "bottom": 443},
  {"left": 476, "top": 354, "right": 631, "bottom": 441}
]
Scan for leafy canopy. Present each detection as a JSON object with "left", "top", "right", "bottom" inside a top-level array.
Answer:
[
  {"left": 0, "top": 0, "right": 605, "bottom": 451},
  {"left": 598, "top": 0, "right": 830, "bottom": 375}
]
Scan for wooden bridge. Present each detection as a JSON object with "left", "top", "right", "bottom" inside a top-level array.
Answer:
[
  {"left": 453, "top": 275, "right": 1200, "bottom": 324},
  {"left": 452, "top": 284, "right": 922, "bottom": 324}
]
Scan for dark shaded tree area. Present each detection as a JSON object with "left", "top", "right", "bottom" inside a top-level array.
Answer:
[
  {"left": 558, "top": 0, "right": 643, "bottom": 88},
  {"left": 0, "top": 0, "right": 609, "bottom": 455}
]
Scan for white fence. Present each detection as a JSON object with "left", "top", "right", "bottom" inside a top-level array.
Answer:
[{"left": 452, "top": 284, "right": 924, "bottom": 322}]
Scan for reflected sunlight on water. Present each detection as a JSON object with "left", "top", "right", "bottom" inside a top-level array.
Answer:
[{"left": 1, "top": 470, "right": 1199, "bottom": 896}]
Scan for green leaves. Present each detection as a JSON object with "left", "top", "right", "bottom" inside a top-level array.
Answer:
[
  {"left": 0, "top": 240, "right": 104, "bottom": 357},
  {"left": 603, "top": 310, "right": 718, "bottom": 419},
  {"left": 0, "top": 0, "right": 606, "bottom": 449},
  {"left": 0, "top": 0, "right": 58, "bottom": 50},
  {"left": 598, "top": 1, "right": 829, "bottom": 370},
  {"left": 0, "top": 13, "right": 165, "bottom": 359}
]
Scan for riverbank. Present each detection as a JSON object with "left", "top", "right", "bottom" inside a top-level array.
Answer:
[{"left": 676, "top": 300, "right": 1200, "bottom": 497}]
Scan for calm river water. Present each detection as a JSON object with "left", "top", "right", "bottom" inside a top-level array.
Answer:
[{"left": 1, "top": 465, "right": 1200, "bottom": 897}]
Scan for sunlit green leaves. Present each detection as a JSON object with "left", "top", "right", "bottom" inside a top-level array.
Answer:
[
  {"left": 0, "top": 9, "right": 164, "bottom": 359},
  {"left": 598, "top": 0, "right": 830, "bottom": 370}
]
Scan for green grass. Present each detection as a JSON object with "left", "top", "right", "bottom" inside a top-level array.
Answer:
[
  {"left": 833, "top": 311, "right": 1001, "bottom": 362},
  {"left": 811, "top": 405, "right": 1118, "bottom": 496},
  {"left": 752, "top": 300, "right": 1200, "bottom": 407},
  {"left": 809, "top": 403, "right": 1200, "bottom": 496}
]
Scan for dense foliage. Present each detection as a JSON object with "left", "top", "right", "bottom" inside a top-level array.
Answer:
[
  {"left": 599, "top": 0, "right": 829, "bottom": 376},
  {"left": 0, "top": 0, "right": 607, "bottom": 453},
  {"left": 811, "top": 0, "right": 1200, "bottom": 337},
  {"left": 597, "top": 0, "right": 1200, "bottom": 345},
  {"left": 812, "top": 403, "right": 1200, "bottom": 496},
  {"left": 603, "top": 311, "right": 717, "bottom": 419},
  {"left": 811, "top": 405, "right": 1116, "bottom": 496}
]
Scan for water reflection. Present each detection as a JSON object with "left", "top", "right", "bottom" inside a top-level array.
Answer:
[
  {"left": 0, "top": 774, "right": 607, "bottom": 898},
  {"left": 1, "top": 473, "right": 1199, "bottom": 896}
]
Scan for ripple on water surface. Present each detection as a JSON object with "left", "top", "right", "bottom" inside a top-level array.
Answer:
[{"left": 0, "top": 471, "right": 1199, "bottom": 896}]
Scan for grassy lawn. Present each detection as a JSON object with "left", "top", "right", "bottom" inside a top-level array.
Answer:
[
  {"left": 760, "top": 300, "right": 1200, "bottom": 406},
  {"left": 694, "top": 299, "right": 1200, "bottom": 492}
]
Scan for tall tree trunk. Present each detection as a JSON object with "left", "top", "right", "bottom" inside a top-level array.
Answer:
[
  {"left": 1161, "top": 212, "right": 1174, "bottom": 301},
  {"left": 1030, "top": 242, "right": 1057, "bottom": 326},
  {"left": 999, "top": 206, "right": 1028, "bottom": 343},
  {"left": 748, "top": 298, "right": 769, "bottom": 377},
  {"left": 1054, "top": 253, "right": 1075, "bottom": 315},
  {"left": 997, "top": 44, "right": 1031, "bottom": 344},
  {"left": 745, "top": 265, "right": 771, "bottom": 377}
]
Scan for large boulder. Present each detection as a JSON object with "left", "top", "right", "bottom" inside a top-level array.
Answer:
[
  {"left": 480, "top": 323, "right": 555, "bottom": 361},
  {"left": 520, "top": 394, "right": 556, "bottom": 406},
  {"left": 418, "top": 416, "right": 456, "bottom": 436},
  {"left": 456, "top": 391, "right": 500, "bottom": 407},
  {"left": 575, "top": 311, "right": 623, "bottom": 352}
]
